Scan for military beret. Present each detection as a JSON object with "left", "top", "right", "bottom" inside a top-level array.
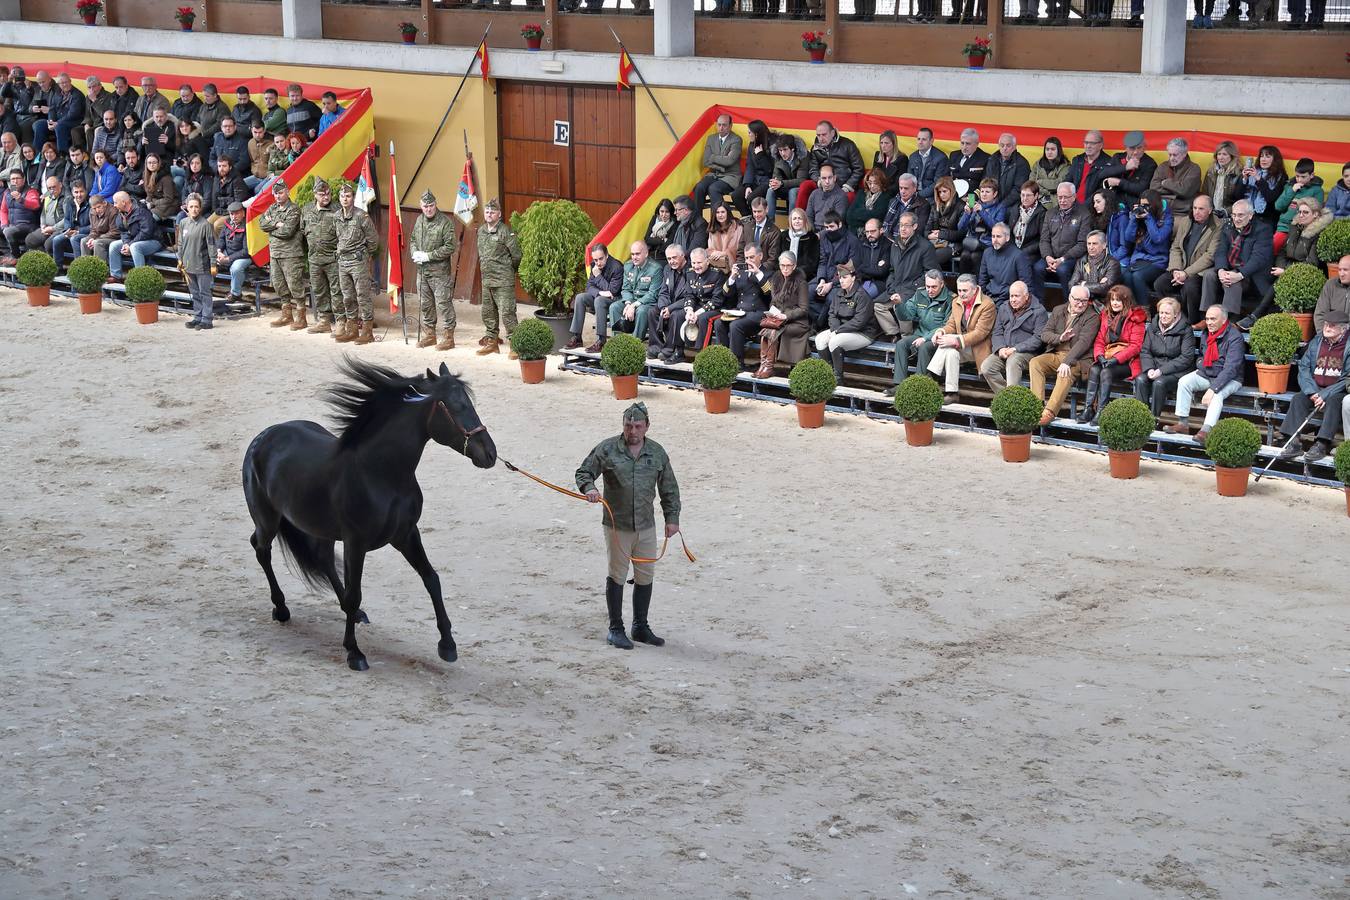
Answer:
[
  {"left": 421, "top": 189, "right": 437, "bottom": 205},
  {"left": 622, "top": 402, "right": 648, "bottom": 423},
  {"left": 312, "top": 178, "right": 329, "bottom": 193}
]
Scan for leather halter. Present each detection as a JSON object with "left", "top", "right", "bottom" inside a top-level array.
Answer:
[{"left": 427, "top": 398, "right": 487, "bottom": 454}]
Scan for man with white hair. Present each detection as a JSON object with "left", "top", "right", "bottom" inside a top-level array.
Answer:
[
  {"left": 1039, "top": 182, "right": 1090, "bottom": 298},
  {"left": 949, "top": 128, "right": 989, "bottom": 188},
  {"left": 1150, "top": 137, "right": 1203, "bottom": 217},
  {"left": 1199, "top": 199, "right": 1272, "bottom": 319},
  {"left": 1066, "top": 130, "right": 1111, "bottom": 205},
  {"left": 1100, "top": 130, "right": 1157, "bottom": 205},
  {"left": 1275, "top": 311, "right": 1350, "bottom": 463},
  {"left": 32, "top": 73, "right": 84, "bottom": 152},
  {"left": 985, "top": 132, "right": 1030, "bottom": 204},
  {"left": 927, "top": 273, "right": 996, "bottom": 404},
  {"left": 881, "top": 173, "right": 931, "bottom": 241},
  {"left": 1164, "top": 304, "right": 1245, "bottom": 445}
]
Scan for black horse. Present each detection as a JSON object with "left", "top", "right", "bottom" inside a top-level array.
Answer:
[{"left": 242, "top": 358, "right": 497, "bottom": 670}]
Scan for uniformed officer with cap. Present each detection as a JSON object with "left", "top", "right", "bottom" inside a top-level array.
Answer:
[
  {"left": 300, "top": 177, "right": 340, "bottom": 335},
  {"left": 475, "top": 197, "right": 522, "bottom": 357},
  {"left": 410, "top": 188, "right": 458, "bottom": 351}
]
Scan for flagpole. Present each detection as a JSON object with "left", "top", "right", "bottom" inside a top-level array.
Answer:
[
  {"left": 389, "top": 140, "right": 410, "bottom": 345},
  {"left": 401, "top": 23, "right": 492, "bottom": 206},
  {"left": 607, "top": 28, "right": 678, "bottom": 142}
]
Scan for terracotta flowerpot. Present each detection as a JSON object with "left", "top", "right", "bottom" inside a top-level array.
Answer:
[
  {"left": 82, "top": 12, "right": 97, "bottom": 24},
  {"left": 1330, "top": 263, "right": 1340, "bottom": 280},
  {"left": 525, "top": 36, "right": 543, "bottom": 50},
  {"left": 519, "top": 359, "right": 545, "bottom": 384},
  {"left": 26, "top": 285, "right": 51, "bottom": 307},
  {"left": 999, "top": 432, "right": 1032, "bottom": 463},
  {"left": 134, "top": 301, "right": 159, "bottom": 325},
  {"left": 703, "top": 387, "right": 731, "bottom": 414},
  {"left": 401, "top": 32, "right": 417, "bottom": 43},
  {"left": 808, "top": 47, "right": 827, "bottom": 63},
  {"left": 1254, "top": 362, "right": 1291, "bottom": 394},
  {"left": 77, "top": 292, "right": 102, "bottom": 314},
  {"left": 903, "top": 419, "right": 934, "bottom": 447},
  {"left": 1344, "top": 486, "right": 1350, "bottom": 518},
  {"left": 968, "top": 54, "right": 986, "bottom": 68},
  {"left": 610, "top": 374, "right": 638, "bottom": 400},
  {"left": 1214, "top": 465, "right": 1251, "bottom": 497},
  {"left": 1291, "top": 312, "right": 1313, "bottom": 342},
  {"left": 180, "top": 23, "right": 194, "bottom": 31},
  {"left": 796, "top": 400, "right": 825, "bottom": 428},
  {"left": 1108, "top": 449, "right": 1141, "bottom": 479}
]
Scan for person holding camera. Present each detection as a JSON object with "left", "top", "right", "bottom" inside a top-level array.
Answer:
[{"left": 1119, "top": 189, "right": 1173, "bottom": 309}]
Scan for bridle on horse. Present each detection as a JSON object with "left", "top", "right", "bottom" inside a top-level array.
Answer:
[{"left": 408, "top": 389, "right": 487, "bottom": 455}]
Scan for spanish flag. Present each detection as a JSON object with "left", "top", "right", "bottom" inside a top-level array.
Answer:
[
  {"left": 475, "top": 41, "right": 490, "bottom": 82},
  {"left": 386, "top": 142, "right": 403, "bottom": 314},
  {"left": 617, "top": 50, "right": 634, "bottom": 92}
]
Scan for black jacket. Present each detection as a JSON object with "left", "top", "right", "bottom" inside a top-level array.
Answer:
[
  {"left": 685, "top": 266, "right": 726, "bottom": 310},
  {"left": 985, "top": 151, "right": 1030, "bottom": 204},
  {"left": 885, "top": 234, "right": 940, "bottom": 300},
  {"left": 720, "top": 266, "right": 771, "bottom": 314},
  {"left": 809, "top": 134, "right": 866, "bottom": 191},
  {"left": 655, "top": 263, "right": 693, "bottom": 313},
  {"left": 854, "top": 235, "right": 892, "bottom": 288},
  {"left": 827, "top": 284, "right": 877, "bottom": 339},
  {"left": 211, "top": 173, "right": 250, "bottom": 217},
  {"left": 672, "top": 215, "right": 708, "bottom": 254},
  {"left": 583, "top": 255, "right": 624, "bottom": 299},
  {"left": 1065, "top": 153, "right": 1113, "bottom": 202},
  {"left": 1099, "top": 152, "right": 1158, "bottom": 203},
  {"left": 1005, "top": 201, "right": 1045, "bottom": 252},
  {"left": 783, "top": 230, "right": 819, "bottom": 282},
  {"left": 990, "top": 299, "right": 1048, "bottom": 354},
  {"left": 948, "top": 148, "right": 990, "bottom": 187},
  {"left": 1138, "top": 317, "right": 1197, "bottom": 377}
]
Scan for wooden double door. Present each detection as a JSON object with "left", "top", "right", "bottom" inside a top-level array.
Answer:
[{"left": 497, "top": 81, "right": 635, "bottom": 233}]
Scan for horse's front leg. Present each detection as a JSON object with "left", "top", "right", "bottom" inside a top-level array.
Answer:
[
  {"left": 341, "top": 545, "right": 369, "bottom": 671},
  {"left": 393, "top": 527, "right": 456, "bottom": 663}
]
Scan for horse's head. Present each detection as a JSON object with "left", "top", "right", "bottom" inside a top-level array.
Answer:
[{"left": 411, "top": 362, "right": 497, "bottom": 469}]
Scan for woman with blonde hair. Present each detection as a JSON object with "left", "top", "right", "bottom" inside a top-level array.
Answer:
[{"left": 1202, "top": 140, "right": 1242, "bottom": 216}]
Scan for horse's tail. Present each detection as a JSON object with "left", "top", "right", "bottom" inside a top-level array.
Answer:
[{"left": 275, "top": 517, "right": 342, "bottom": 594}]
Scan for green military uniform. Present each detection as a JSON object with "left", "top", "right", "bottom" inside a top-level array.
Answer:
[
  {"left": 335, "top": 197, "right": 379, "bottom": 328},
  {"left": 476, "top": 199, "right": 523, "bottom": 340},
  {"left": 410, "top": 189, "right": 458, "bottom": 340},
  {"left": 257, "top": 180, "right": 305, "bottom": 323},
  {"left": 301, "top": 180, "right": 340, "bottom": 331},
  {"left": 575, "top": 403, "right": 681, "bottom": 650},
  {"left": 609, "top": 257, "right": 664, "bottom": 341}
]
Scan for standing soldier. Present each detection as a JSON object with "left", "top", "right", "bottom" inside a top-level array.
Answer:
[
  {"left": 475, "top": 198, "right": 523, "bottom": 357},
  {"left": 301, "top": 178, "right": 341, "bottom": 336},
  {"left": 258, "top": 178, "right": 307, "bottom": 330},
  {"left": 409, "top": 189, "right": 458, "bottom": 351},
  {"left": 334, "top": 181, "right": 379, "bottom": 346}
]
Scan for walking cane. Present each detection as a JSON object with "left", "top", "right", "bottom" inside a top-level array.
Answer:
[{"left": 1253, "top": 408, "right": 1318, "bottom": 483}]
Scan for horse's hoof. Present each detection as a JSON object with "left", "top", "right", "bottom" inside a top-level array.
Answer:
[
  {"left": 357, "top": 610, "right": 370, "bottom": 624},
  {"left": 272, "top": 606, "right": 290, "bottom": 623},
  {"left": 438, "top": 640, "right": 458, "bottom": 663},
  {"left": 348, "top": 654, "right": 369, "bottom": 671}
]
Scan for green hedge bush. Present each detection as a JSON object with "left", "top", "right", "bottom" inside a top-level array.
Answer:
[
  {"left": 788, "top": 358, "right": 837, "bottom": 404},
  {"left": 15, "top": 250, "right": 57, "bottom": 287},
  {"left": 600, "top": 332, "right": 646, "bottom": 376},
  {"left": 66, "top": 255, "right": 109, "bottom": 294},
  {"left": 1316, "top": 218, "right": 1350, "bottom": 265},
  {"left": 124, "top": 266, "right": 166, "bottom": 304},
  {"left": 893, "top": 374, "right": 943, "bottom": 422},
  {"left": 1273, "top": 262, "right": 1326, "bottom": 314},
  {"left": 990, "top": 385, "right": 1043, "bottom": 435},
  {"left": 510, "top": 199, "right": 595, "bottom": 316},
  {"left": 692, "top": 344, "right": 739, "bottom": 390},
  {"left": 1248, "top": 313, "right": 1303, "bottom": 366},
  {"left": 509, "top": 318, "right": 555, "bottom": 360},
  {"left": 1205, "top": 417, "right": 1262, "bottom": 469},
  {"left": 1335, "top": 441, "right": 1350, "bottom": 485},
  {"left": 1097, "top": 397, "right": 1155, "bottom": 451}
]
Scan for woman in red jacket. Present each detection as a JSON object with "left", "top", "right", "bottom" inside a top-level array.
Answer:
[{"left": 1077, "top": 284, "right": 1147, "bottom": 425}]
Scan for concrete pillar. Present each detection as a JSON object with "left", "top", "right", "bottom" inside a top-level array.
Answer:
[
  {"left": 0, "top": 0, "right": 22, "bottom": 21},
  {"left": 1140, "top": 0, "right": 1186, "bottom": 75},
  {"left": 653, "top": 0, "right": 694, "bottom": 58},
  {"left": 282, "top": 0, "right": 323, "bottom": 40}
]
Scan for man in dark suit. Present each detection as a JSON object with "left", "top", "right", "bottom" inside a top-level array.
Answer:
[
  {"left": 948, "top": 128, "right": 990, "bottom": 192},
  {"left": 737, "top": 196, "right": 781, "bottom": 274}
]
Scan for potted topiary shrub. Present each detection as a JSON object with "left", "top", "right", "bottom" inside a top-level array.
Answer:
[
  {"left": 124, "top": 265, "right": 165, "bottom": 324},
  {"left": 1334, "top": 441, "right": 1350, "bottom": 518},
  {"left": 1097, "top": 397, "right": 1155, "bottom": 479},
  {"left": 67, "top": 255, "right": 109, "bottom": 314},
  {"left": 510, "top": 199, "right": 596, "bottom": 352},
  {"left": 509, "top": 317, "right": 554, "bottom": 384},
  {"left": 893, "top": 374, "right": 943, "bottom": 446},
  {"left": 788, "top": 358, "right": 836, "bottom": 429},
  {"left": 1273, "top": 261, "right": 1327, "bottom": 341},
  {"left": 1316, "top": 218, "right": 1350, "bottom": 278},
  {"left": 16, "top": 249, "right": 58, "bottom": 306},
  {"left": 989, "top": 385, "right": 1043, "bottom": 462},
  {"left": 1204, "top": 416, "right": 1262, "bottom": 497},
  {"left": 692, "top": 344, "right": 739, "bottom": 414},
  {"left": 1248, "top": 312, "right": 1303, "bottom": 395},
  {"left": 600, "top": 332, "right": 646, "bottom": 399}
]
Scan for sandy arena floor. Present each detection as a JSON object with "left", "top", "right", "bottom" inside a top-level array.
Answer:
[{"left": 2, "top": 288, "right": 1347, "bottom": 899}]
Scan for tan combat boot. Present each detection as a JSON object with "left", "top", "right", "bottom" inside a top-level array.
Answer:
[
  {"left": 308, "top": 314, "right": 332, "bottom": 335},
  {"left": 329, "top": 318, "right": 346, "bottom": 339},
  {"left": 334, "top": 320, "right": 357, "bottom": 343},
  {"left": 353, "top": 319, "right": 374, "bottom": 345},
  {"left": 436, "top": 328, "right": 456, "bottom": 351},
  {"left": 269, "top": 304, "right": 294, "bottom": 328},
  {"left": 289, "top": 305, "right": 308, "bottom": 331},
  {"left": 476, "top": 337, "right": 499, "bottom": 356},
  {"left": 417, "top": 330, "right": 437, "bottom": 349}
]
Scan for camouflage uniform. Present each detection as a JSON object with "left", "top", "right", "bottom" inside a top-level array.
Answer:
[
  {"left": 257, "top": 187, "right": 305, "bottom": 325},
  {"left": 477, "top": 212, "right": 522, "bottom": 340},
  {"left": 301, "top": 191, "right": 340, "bottom": 330},
  {"left": 410, "top": 194, "right": 458, "bottom": 340},
  {"left": 335, "top": 202, "right": 379, "bottom": 328}
]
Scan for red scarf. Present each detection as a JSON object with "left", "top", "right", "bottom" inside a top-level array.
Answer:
[
  {"left": 1202, "top": 322, "right": 1228, "bottom": 368},
  {"left": 1076, "top": 156, "right": 1094, "bottom": 204}
]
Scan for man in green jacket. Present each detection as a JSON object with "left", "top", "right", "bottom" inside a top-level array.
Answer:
[
  {"left": 891, "top": 269, "right": 952, "bottom": 389},
  {"left": 300, "top": 178, "right": 340, "bottom": 335},
  {"left": 334, "top": 182, "right": 379, "bottom": 345},
  {"left": 575, "top": 402, "right": 681, "bottom": 651},
  {"left": 475, "top": 198, "right": 522, "bottom": 356},
  {"left": 258, "top": 178, "right": 306, "bottom": 330},
  {"left": 410, "top": 188, "right": 458, "bottom": 351},
  {"left": 608, "top": 241, "right": 664, "bottom": 342}
]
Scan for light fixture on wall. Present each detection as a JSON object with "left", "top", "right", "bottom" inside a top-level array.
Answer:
[{"left": 540, "top": 59, "right": 564, "bottom": 74}]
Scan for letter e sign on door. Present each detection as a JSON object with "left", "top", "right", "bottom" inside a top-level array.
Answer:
[{"left": 553, "top": 120, "right": 570, "bottom": 147}]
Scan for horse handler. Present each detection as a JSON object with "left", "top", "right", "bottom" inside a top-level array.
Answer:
[{"left": 575, "top": 402, "right": 681, "bottom": 650}]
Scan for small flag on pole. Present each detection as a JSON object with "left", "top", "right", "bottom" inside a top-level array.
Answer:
[
  {"left": 617, "top": 49, "right": 634, "bottom": 92},
  {"left": 454, "top": 158, "right": 478, "bottom": 225},
  {"left": 475, "top": 40, "right": 490, "bottom": 81},
  {"left": 386, "top": 141, "right": 403, "bottom": 314},
  {"left": 354, "top": 143, "right": 376, "bottom": 212}
]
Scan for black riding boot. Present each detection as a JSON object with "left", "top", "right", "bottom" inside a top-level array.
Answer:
[
  {"left": 1091, "top": 374, "right": 1113, "bottom": 425},
  {"left": 1077, "top": 368, "right": 1101, "bottom": 423},
  {"left": 629, "top": 582, "right": 664, "bottom": 646},
  {"left": 605, "top": 577, "right": 633, "bottom": 649}
]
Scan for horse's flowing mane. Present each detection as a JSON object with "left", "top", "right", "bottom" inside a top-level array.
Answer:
[{"left": 326, "top": 357, "right": 468, "bottom": 449}]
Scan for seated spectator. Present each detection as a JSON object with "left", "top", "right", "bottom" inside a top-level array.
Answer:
[
  {"left": 50, "top": 180, "right": 90, "bottom": 269},
  {"left": 805, "top": 164, "right": 848, "bottom": 233},
  {"left": 1078, "top": 284, "right": 1147, "bottom": 424},
  {"left": 1314, "top": 256, "right": 1350, "bottom": 331},
  {"left": 1006, "top": 180, "right": 1046, "bottom": 292},
  {"left": 1101, "top": 131, "right": 1158, "bottom": 206},
  {"left": 1154, "top": 194, "right": 1221, "bottom": 325},
  {"left": 1089, "top": 188, "right": 1118, "bottom": 241},
  {"left": 133, "top": 76, "right": 169, "bottom": 125},
  {"left": 0, "top": 167, "right": 40, "bottom": 263},
  {"left": 1039, "top": 181, "right": 1089, "bottom": 297},
  {"left": 178, "top": 154, "right": 213, "bottom": 222},
  {"left": 90, "top": 108, "right": 123, "bottom": 160},
  {"left": 872, "top": 130, "right": 906, "bottom": 186},
  {"left": 986, "top": 133, "right": 1030, "bottom": 206},
  {"left": 1029, "top": 285, "right": 1100, "bottom": 425},
  {"left": 691, "top": 113, "right": 741, "bottom": 216},
  {"left": 643, "top": 198, "right": 676, "bottom": 259},
  {"left": 1202, "top": 141, "right": 1243, "bottom": 217},
  {"left": 245, "top": 121, "right": 270, "bottom": 191},
  {"left": 118, "top": 111, "right": 142, "bottom": 160},
  {"left": 609, "top": 240, "right": 662, "bottom": 341},
  {"left": 285, "top": 131, "right": 307, "bottom": 165},
  {"left": 908, "top": 127, "right": 948, "bottom": 201},
  {"left": 1132, "top": 296, "right": 1197, "bottom": 416},
  {"left": 284, "top": 84, "right": 322, "bottom": 142},
  {"left": 734, "top": 119, "right": 775, "bottom": 217},
  {"left": 25, "top": 175, "right": 64, "bottom": 255},
  {"left": 1200, "top": 199, "right": 1273, "bottom": 320},
  {"left": 683, "top": 247, "right": 728, "bottom": 352},
  {"left": 33, "top": 142, "right": 66, "bottom": 194},
  {"left": 1150, "top": 138, "right": 1202, "bottom": 218},
  {"left": 215, "top": 201, "right": 252, "bottom": 302},
  {"left": 671, "top": 196, "right": 708, "bottom": 254},
  {"left": 926, "top": 273, "right": 996, "bottom": 403},
  {"left": 1070, "top": 230, "right": 1122, "bottom": 303},
  {"left": 119, "top": 147, "right": 146, "bottom": 201},
  {"left": 62, "top": 146, "right": 92, "bottom": 196},
  {"left": 209, "top": 116, "right": 250, "bottom": 175},
  {"left": 1327, "top": 162, "right": 1350, "bottom": 220},
  {"left": 981, "top": 280, "right": 1047, "bottom": 392},
  {"left": 566, "top": 242, "right": 625, "bottom": 351},
  {"left": 782, "top": 207, "right": 819, "bottom": 282},
  {"left": 648, "top": 243, "right": 692, "bottom": 363},
  {"left": 1164, "top": 304, "right": 1245, "bottom": 444},
  {"left": 232, "top": 86, "right": 262, "bottom": 129},
  {"left": 31, "top": 73, "right": 84, "bottom": 153},
  {"left": 1241, "top": 196, "right": 1334, "bottom": 327},
  {"left": 845, "top": 168, "right": 893, "bottom": 235},
  {"left": 1272, "top": 157, "right": 1324, "bottom": 254},
  {"left": 1118, "top": 188, "right": 1173, "bottom": 307},
  {"left": 1066, "top": 130, "right": 1112, "bottom": 206},
  {"left": 705, "top": 202, "right": 741, "bottom": 274},
  {"left": 1276, "top": 311, "right": 1350, "bottom": 463},
  {"left": 979, "top": 222, "right": 1032, "bottom": 303},
  {"left": 957, "top": 178, "right": 1006, "bottom": 274},
  {"left": 1239, "top": 145, "right": 1287, "bottom": 231},
  {"left": 172, "top": 117, "right": 209, "bottom": 189},
  {"left": 716, "top": 244, "right": 771, "bottom": 370},
  {"left": 926, "top": 176, "right": 963, "bottom": 268},
  {"left": 813, "top": 261, "right": 876, "bottom": 380},
  {"left": 317, "top": 91, "right": 344, "bottom": 136},
  {"left": 260, "top": 88, "right": 286, "bottom": 137},
  {"left": 854, "top": 218, "right": 892, "bottom": 298},
  {"left": 737, "top": 196, "right": 781, "bottom": 275},
  {"left": 170, "top": 84, "right": 202, "bottom": 137},
  {"left": 881, "top": 172, "right": 931, "bottom": 243},
  {"left": 812, "top": 210, "right": 860, "bottom": 328},
  {"left": 142, "top": 154, "right": 179, "bottom": 227},
  {"left": 879, "top": 211, "right": 939, "bottom": 328},
  {"left": 1031, "top": 137, "right": 1069, "bottom": 209},
  {"left": 140, "top": 106, "right": 177, "bottom": 164},
  {"left": 890, "top": 269, "right": 953, "bottom": 391},
  {"left": 197, "top": 83, "right": 229, "bottom": 141},
  {"left": 209, "top": 156, "right": 250, "bottom": 229},
  {"left": 107, "top": 190, "right": 162, "bottom": 278},
  {"left": 769, "top": 133, "right": 809, "bottom": 223},
  {"left": 804, "top": 120, "right": 864, "bottom": 200},
  {"left": 754, "top": 251, "right": 811, "bottom": 378},
  {"left": 77, "top": 192, "right": 115, "bottom": 263},
  {"left": 948, "top": 128, "right": 989, "bottom": 189}
]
